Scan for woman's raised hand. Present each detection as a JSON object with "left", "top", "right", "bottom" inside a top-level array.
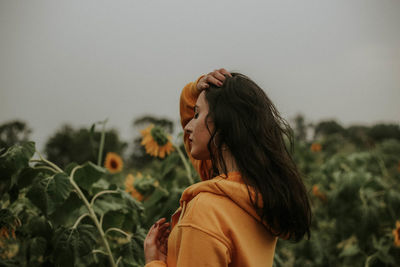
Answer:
[
  {"left": 144, "top": 217, "right": 171, "bottom": 264},
  {"left": 197, "top": 68, "right": 232, "bottom": 92}
]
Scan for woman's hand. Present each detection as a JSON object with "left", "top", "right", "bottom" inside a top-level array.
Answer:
[
  {"left": 144, "top": 218, "right": 171, "bottom": 264},
  {"left": 197, "top": 68, "right": 232, "bottom": 92}
]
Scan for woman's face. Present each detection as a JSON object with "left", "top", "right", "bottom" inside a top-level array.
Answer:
[{"left": 184, "top": 91, "right": 214, "bottom": 160}]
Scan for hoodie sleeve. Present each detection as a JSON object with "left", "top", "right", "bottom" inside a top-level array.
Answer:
[
  {"left": 144, "top": 261, "right": 167, "bottom": 267},
  {"left": 144, "top": 225, "right": 230, "bottom": 267},
  {"left": 179, "top": 76, "right": 212, "bottom": 181}
]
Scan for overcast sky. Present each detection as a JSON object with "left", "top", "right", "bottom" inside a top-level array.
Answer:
[{"left": 1, "top": 0, "right": 399, "bottom": 152}]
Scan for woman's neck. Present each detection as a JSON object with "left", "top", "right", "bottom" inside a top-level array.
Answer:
[{"left": 217, "top": 149, "right": 239, "bottom": 174}]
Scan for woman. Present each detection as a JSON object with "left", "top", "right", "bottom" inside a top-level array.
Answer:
[{"left": 144, "top": 68, "right": 311, "bottom": 267}]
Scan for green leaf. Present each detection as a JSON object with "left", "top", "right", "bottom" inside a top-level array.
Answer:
[
  {"left": 49, "top": 194, "right": 85, "bottom": 228},
  {"left": 8, "top": 185, "right": 19, "bottom": 203},
  {"left": 0, "top": 142, "right": 35, "bottom": 192},
  {"left": 338, "top": 243, "right": 360, "bottom": 258},
  {"left": 0, "top": 208, "right": 18, "bottom": 228},
  {"left": 93, "top": 198, "right": 125, "bottom": 216},
  {"left": 160, "top": 152, "right": 180, "bottom": 178},
  {"left": 73, "top": 162, "right": 106, "bottom": 192},
  {"left": 17, "top": 167, "right": 41, "bottom": 189},
  {"left": 91, "top": 179, "right": 111, "bottom": 195},
  {"left": 26, "top": 177, "right": 49, "bottom": 216},
  {"left": 0, "top": 141, "right": 35, "bottom": 168},
  {"left": 89, "top": 123, "right": 96, "bottom": 136},
  {"left": 0, "top": 259, "right": 20, "bottom": 267},
  {"left": 26, "top": 216, "right": 53, "bottom": 239},
  {"left": 134, "top": 176, "right": 157, "bottom": 195},
  {"left": 102, "top": 210, "right": 126, "bottom": 230},
  {"left": 47, "top": 173, "right": 73, "bottom": 214},
  {"left": 143, "top": 186, "right": 169, "bottom": 209},
  {"left": 116, "top": 228, "right": 146, "bottom": 267},
  {"left": 65, "top": 162, "right": 79, "bottom": 175},
  {"left": 53, "top": 224, "right": 97, "bottom": 267},
  {"left": 28, "top": 236, "right": 47, "bottom": 264},
  {"left": 120, "top": 190, "right": 145, "bottom": 213}
]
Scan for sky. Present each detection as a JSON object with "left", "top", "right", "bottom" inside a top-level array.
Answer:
[{"left": 1, "top": 0, "right": 399, "bottom": 152}]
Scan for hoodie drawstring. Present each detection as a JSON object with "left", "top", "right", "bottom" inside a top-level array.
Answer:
[{"left": 178, "top": 201, "right": 186, "bottom": 223}]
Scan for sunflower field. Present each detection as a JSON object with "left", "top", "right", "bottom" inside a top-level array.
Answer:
[{"left": 0, "top": 118, "right": 400, "bottom": 267}]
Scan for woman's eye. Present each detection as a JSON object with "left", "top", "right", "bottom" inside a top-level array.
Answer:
[{"left": 194, "top": 112, "right": 199, "bottom": 119}]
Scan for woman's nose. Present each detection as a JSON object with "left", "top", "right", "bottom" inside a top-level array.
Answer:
[{"left": 184, "top": 120, "right": 193, "bottom": 134}]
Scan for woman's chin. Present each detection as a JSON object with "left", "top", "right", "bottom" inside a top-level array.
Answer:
[{"left": 190, "top": 149, "right": 209, "bottom": 160}]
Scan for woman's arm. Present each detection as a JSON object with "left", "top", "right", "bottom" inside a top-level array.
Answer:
[
  {"left": 179, "top": 69, "right": 231, "bottom": 181},
  {"left": 179, "top": 76, "right": 213, "bottom": 180},
  {"left": 145, "top": 225, "right": 231, "bottom": 267}
]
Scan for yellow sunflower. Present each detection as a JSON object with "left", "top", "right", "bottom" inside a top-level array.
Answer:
[
  {"left": 0, "top": 218, "right": 20, "bottom": 240},
  {"left": 0, "top": 227, "right": 14, "bottom": 240},
  {"left": 393, "top": 220, "right": 400, "bottom": 247},
  {"left": 311, "top": 143, "right": 322, "bottom": 152},
  {"left": 312, "top": 185, "right": 327, "bottom": 202},
  {"left": 124, "top": 173, "right": 144, "bottom": 201},
  {"left": 140, "top": 124, "right": 174, "bottom": 158},
  {"left": 104, "top": 152, "right": 123, "bottom": 174}
]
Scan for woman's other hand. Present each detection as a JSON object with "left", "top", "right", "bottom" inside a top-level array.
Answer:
[
  {"left": 144, "top": 217, "right": 171, "bottom": 264},
  {"left": 197, "top": 68, "right": 232, "bottom": 92}
]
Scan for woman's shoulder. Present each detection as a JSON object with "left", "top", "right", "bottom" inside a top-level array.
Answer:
[
  {"left": 190, "top": 191, "right": 242, "bottom": 215},
  {"left": 180, "top": 192, "right": 249, "bottom": 232}
]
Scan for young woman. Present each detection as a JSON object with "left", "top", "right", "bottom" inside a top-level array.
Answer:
[{"left": 144, "top": 68, "right": 311, "bottom": 267}]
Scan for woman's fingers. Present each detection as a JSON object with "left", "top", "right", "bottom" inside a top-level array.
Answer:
[
  {"left": 157, "top": 223, "right": 170, "bottom": 237},
  {"left": 146, "top": 218, "right": 166, "bottom": 240},
  {"left": 159, "top": 228, "right": 171, "bottom": 254},
  {"left": 205, "top": 68, "right": 232, "bottom": 86},
  {"left": 153, "top": 219, "right": 170, "bottom": 241},
  {"left": 198, "top": 82, "right": 210, "bottom": 91},
  {"left": 205, "top": 74, "right": 222, "bottom": 87},
  {"left": 156, "top": 225, "right": 170, "bottom": 250},
  {"left": 144, "top": 225, "right": 157, "bottom": 251},
  {"left": 197, "top": 68, "right": 232, "bottom": 91},
  {"left": 218, "top": 68, "right": 232, "bottom": 77},
  {"left": 154, "top": 217, "right": 166, "bottom": 226},
  {"left": 212, "top": 70, "right": 227, "bottom": 82},
  {"left": 161, "top": 229, "right": 171, "bottom": 241}
]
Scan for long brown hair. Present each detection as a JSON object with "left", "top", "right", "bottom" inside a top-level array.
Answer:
[{"left": 204, "top": 73, "right": 311, "bottom": 242}]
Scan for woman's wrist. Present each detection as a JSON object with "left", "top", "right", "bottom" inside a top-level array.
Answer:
[{"left": 195, "top": 74, "right": 206, "bottom": 92}]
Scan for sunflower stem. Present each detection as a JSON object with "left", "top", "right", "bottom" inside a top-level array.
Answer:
[
  {"left": 175, "top": 144, "right": 193, "bottom": 184},
  {"left": 104, "top": 227, "right": 132, "bottom": 239},
  {"left": 70, "top": 165, "right": 117, "bottom": 267},
  {"left": 90, "top": 190, "right": 119, "bottom": 207},
  {"left": 116, "top": 257, "right": 122, "bottom": 266},
  {"left": 35, "top": 150, "right": 63, "bottom": 173},
  {"left": 97, "top": 118, "right": 108, "bottom": 166},
  {"left": 72, "top": 213, "right": 90, "bottom": 229},
  {"left": 32, "top": 166, "right": 58, "bottom": 173},
  {"left": 92, "top": 250, "right": 108, "bottom": 256}
]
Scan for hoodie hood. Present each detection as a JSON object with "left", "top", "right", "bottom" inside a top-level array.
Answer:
[{"left": 175, "top": 171, "right": 265, "bottom": 227}]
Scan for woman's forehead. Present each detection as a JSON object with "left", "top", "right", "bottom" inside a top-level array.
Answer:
[{"left": 196, "top": 91, "right": 208, "bottom": 109}]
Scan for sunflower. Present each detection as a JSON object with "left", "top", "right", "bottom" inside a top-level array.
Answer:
[
  {"left": 104, "top": 152, "right": 123, "bottom": 174},
  {"left": 0, "top": 217, "right": 20, "bottom": 240},
  {"left": 140, "top": 124, "right": 174, "bottom": 158},
  {"left": 0, "top": 227, "right": 15, "bottom": 240},
  {"left": 124, "top": 173, "right": 144, "bottom": 201},
  {"left": 311, "top": 143, "right": 322, "bottom": 152},
  {"left": 312, "top": 185, "right": 327, "bottom": 202},
  {"left": 393, "top": 220, "right": 400, "bottom": 247}
]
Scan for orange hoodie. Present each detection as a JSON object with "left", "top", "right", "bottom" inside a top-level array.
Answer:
[{"left": 144, "top": 77, "right": 278, "bottom": 267}]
